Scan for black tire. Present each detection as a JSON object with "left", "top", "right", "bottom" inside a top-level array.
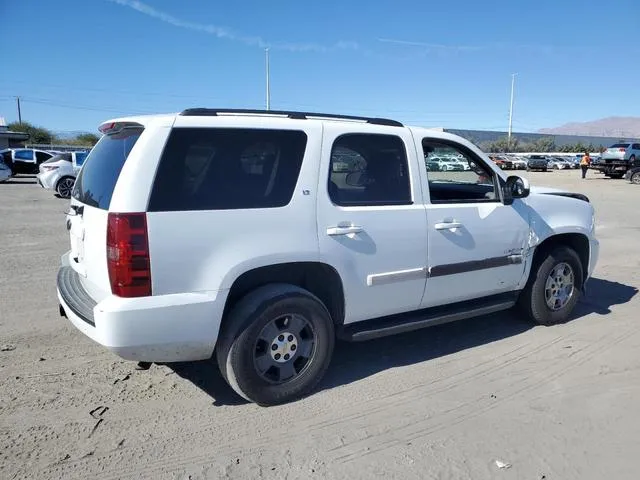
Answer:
[
  {"left": 518, "top": 246, "right": 583, "bottom": 326},
  {"left": 56, "top": 176, "right": 75, "bottom": 198},
  {"left": 630, "top": 172, "right": 640, "bottom": 185},
  {"left": 216, "top": 284, "right": 335, "bottom": 406}
]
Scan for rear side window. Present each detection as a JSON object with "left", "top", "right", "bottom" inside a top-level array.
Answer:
[
  {"left": 148, "top": 128, "right": 307, "bottom": 212},
  {"left": 75, "top": 152, "right": 88, "bottom": 166},
  {"left": 14, "top": 150, "right": 34, "bottom": 160},
  {"left": 72, "top": 127, "right": 143, "bottom": 209}
]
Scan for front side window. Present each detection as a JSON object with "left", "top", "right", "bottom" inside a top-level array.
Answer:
[
  {"left": 148, "top": 128, "right": 307, "bottom": 212},
  {"left": 328, "top": 134, "right": 412, "bottom": 207},
  {"left": 423, "top": 139, "right": 499, "bottom": 204}
]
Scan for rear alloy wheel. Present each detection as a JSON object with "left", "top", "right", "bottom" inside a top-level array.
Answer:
[
  {"left": 217, "top": 284, "right": 335, "bottom": 406},
  {"left": 56, "top": 177, "right": 75, "bottom": 198},
  {"left": 518, "top": 246, "right": 583, "bottom": 326},
  {"left": 631, "top": 172, "right": 640, "bottom": 185}
]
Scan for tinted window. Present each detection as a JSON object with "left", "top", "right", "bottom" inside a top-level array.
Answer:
[
  {"left": 148, "top": 128, "right": 307, "bottom": 212},
  {"left": 328, "top": 134, "right": 411, "bottom": 206},
  {"left": 74, "top": 152, "right": 88, "bottom": 166},
  {"left": 35, "top": 151, "right": 52, "bottom": 162},
  {"left": 72, "top": 127, "right": 143, "bottom": 209},
  {"left": 610, "top": 143, "right": 630, "bottom": 148},
  {"left": 423, "top": 139, "right": 498, "bottom": 204},
  {"left": 632, "top": 144, "right": 640, "bottom": 150},
  {"left": 14, "top": 150, "right": 34, "bottom": 161}
]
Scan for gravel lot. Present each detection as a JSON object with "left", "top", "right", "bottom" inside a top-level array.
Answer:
[{"left": 1, "top": 170, "right": 639, "bottom": 480}]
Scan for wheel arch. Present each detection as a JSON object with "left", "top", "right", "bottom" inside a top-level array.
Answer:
[
  {"left": 222, "top": 261, "right": 346, "bottom": 327},
  {"left": 532, "top": 233, "right": 590, "bottom": 286}
]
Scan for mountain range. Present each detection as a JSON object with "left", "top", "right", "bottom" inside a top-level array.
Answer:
[{"left": 538, "top": 117, "right": 640, "bottom": 138}]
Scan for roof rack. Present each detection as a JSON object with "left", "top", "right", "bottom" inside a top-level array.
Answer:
[{"left": 179, "top": 108, "right": 403, "bottom": 127}]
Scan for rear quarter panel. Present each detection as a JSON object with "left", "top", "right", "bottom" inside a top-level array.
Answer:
[{"left": 145, "top": 119, "right": 324, "bottom": 296}]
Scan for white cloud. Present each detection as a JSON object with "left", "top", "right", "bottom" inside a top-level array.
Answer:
[{"left": 107, "top": 0, "right": 360, "bottom": 53}]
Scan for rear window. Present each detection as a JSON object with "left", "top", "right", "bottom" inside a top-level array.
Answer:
[
  {"left": 610, "top": 143, "right": 630, "bottom": 148},
  {"left": 45, "top": 153, "right": 72, "bottom": 164},
  {"left": 148, "top": 128, "right": 307, "bottom": 212},
  {"left": 72, "top": 127, "right": 143, "bottom": 209}
]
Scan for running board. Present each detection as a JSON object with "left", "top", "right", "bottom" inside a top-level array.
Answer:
[{"left": 337, "top": 292, "right": 519, "bottom": 342}]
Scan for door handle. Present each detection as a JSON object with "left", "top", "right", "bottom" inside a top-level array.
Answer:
[
  {"left": 434, "top": 221, "right": 463, "bottom": 231},
  {"left": 327, "top": 225, "right": 364, "bottom": 236}
]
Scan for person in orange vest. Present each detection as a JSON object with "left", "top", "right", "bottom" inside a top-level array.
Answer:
[{"left": 580, "top": 151, "right": 591, "bottom": 179}]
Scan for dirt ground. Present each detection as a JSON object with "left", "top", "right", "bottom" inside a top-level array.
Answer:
[{"left": 1, "top": 169, "right": 639, "bottom": 480}]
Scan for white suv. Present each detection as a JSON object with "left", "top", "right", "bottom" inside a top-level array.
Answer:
[{"left": 57, "top": 109, "right": 599, "bottom": 406}]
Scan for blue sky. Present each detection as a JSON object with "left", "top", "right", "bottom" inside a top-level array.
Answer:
[{"left": 1, "top": 0, "right": 638, "bottom": 134}]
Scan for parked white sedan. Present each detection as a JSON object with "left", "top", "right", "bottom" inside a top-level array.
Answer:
[{"left": 37, "top": 151, "right": 89, "bottom": 198}]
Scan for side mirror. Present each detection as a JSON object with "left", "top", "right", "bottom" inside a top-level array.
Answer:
[{"left": 503, "top": 175, "right": 530, "bottom": 205}]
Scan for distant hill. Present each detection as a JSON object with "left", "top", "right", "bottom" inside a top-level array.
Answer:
[{"left": 538, "top": 117, "right": 640, "bottom": 138}]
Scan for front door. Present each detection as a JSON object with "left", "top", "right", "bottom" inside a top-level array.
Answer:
[
  {"left": 418, "top": 136, "right": 530, "bottom": 308},
  {"left": 317, "top": 126, "right": 428, "bottom": 324}
]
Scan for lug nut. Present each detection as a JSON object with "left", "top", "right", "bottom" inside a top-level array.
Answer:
[
  {"left": 274, "top": 353, "right": 281, "bottom": 360},
  {"left": 271, "top": 344, "right": 278, "bottom": 351},
  {"left": 278, "top": 335, "right": 284, "bottom": 341},
  {"left": 284, "top": 354, "right": 290, "bottom": 360},
  {"left": 287, "top": 335, "right": 294, "bottom": 342},
  {"left": 290, "top": 344, "right": 296, "bottom": 351}
]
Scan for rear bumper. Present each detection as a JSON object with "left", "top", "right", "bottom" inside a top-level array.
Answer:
[
  {"left": 57, "top": 258, "right": 226, "bottom": 362},
  {"left": 37, "top": 171, "right": 58, "bottom": 190}
]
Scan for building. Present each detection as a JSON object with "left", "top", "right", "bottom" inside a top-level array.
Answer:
[{"left": 0, "top": 117, "right": 29, "bottom": 149}]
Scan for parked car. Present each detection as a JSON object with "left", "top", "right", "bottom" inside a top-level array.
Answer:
[
  {"left": 623, "top": 166, "right": 640, "bottom": 185},
  {"left": 0, "top": 156, "right": 11, "bottom": 182},
  {"left": 57, "top": 108, "right": 599, "bottom": 406},
  {"left": 592, "top": 143, "right": 640, "bottom": 178},
  {"left": 508, "top": 156, "right": 528, "bottom": 170},
  {"left": 37, "top": 151, "right": 89, "bottom": 198},
  {"left": 0, "top": 148, "right": 56, "bottom": 175},
  {"left": 548, "top": 157, "right": 573, "bottom": 170},
  {"left": 527, "top": 155, "right": 549, "bottom": 172}
]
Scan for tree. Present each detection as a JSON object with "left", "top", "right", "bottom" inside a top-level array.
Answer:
[
  {"left": 72, "top": 133, "right": 100, "bottom": 146},
  {"left": 8, "top": 121, "right": 55, "bottom": 144}
]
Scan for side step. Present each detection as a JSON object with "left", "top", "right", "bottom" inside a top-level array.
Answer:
[{"left": 337, "top": 292, "right": 519, "bottom": 342}]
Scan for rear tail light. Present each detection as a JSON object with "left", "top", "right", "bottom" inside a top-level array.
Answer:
[{"left": 106, "top": 212, "right": 151, "bottom": 297}]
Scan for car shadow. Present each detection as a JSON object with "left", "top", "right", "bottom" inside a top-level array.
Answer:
[{"left": 167, "top": 276, "right": 636, "bottom": 405}]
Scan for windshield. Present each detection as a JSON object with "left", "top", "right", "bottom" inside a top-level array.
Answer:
[{"left": 72, "top": 127, "right": 143, "bottom": 209}]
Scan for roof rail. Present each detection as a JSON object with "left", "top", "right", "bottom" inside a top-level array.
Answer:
[{"left": 179, "top": 108, "right": 403, "bottom": 127}]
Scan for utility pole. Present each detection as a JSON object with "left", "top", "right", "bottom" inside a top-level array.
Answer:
[
  {"left": 265, "top": 48, "right": 271, "bottom": 111},
  {"left": 16, "top": 96, "right": 22, "bottom": 124},
  {"left": 507, "top": 73, "right": 516, "bottom": 151}
]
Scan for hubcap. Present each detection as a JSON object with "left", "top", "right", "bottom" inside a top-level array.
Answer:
[
  {"left": 253, "top": 314, "right": 315, "bottom": 384},
  {"left": 58, "top": 178, "right": 74, "bottom": 197},
  {"left": 632, "top": 173, "right": 640, "bottom": 185},
  {"left": 544, "top": 262, "right": 575, "bottom": 311}
]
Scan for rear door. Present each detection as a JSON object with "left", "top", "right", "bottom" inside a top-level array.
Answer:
[
  {"left": 317, "top": 125, "right": 428, "bottom": 323},
  {"left": 69, "top": 124, "right": 146, "bottom": 299}
]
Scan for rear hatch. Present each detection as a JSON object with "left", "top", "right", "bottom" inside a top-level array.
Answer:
[
  {"left": 68, "top": 124, "right": 144, "bottom": 301},
  {"left": 602, "top": 144, "right": 629, "bottom": 161}
]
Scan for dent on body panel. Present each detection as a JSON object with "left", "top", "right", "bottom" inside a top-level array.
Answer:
[{"left": 525, "top": 194, "right": 593, "bottom": 250}]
